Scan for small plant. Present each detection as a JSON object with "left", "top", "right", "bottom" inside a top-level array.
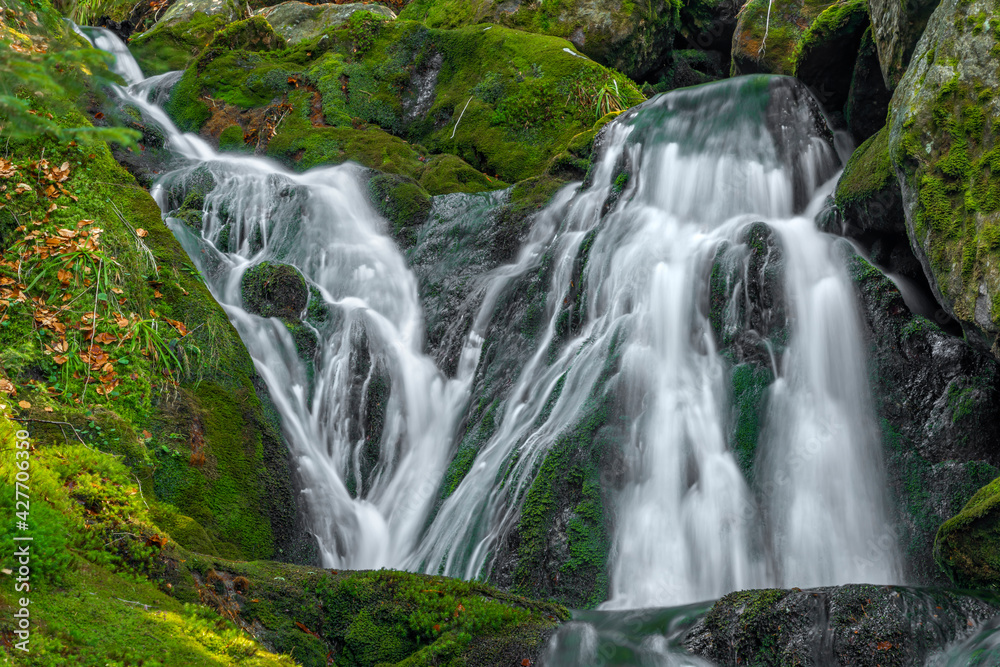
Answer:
[{"left": 594, "top": 80, "right": 624, "bottom": 120}]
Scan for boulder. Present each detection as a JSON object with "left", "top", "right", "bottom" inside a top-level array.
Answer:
[
  {"left": 936, "top": 475, "right": 1000, "bottom": 588},
  {"left": 158, "top": 0, "right": 236, "bottom": 26},
  {"left": 887, "top": 0, "right": 1000, "bottom": 354},
  {"left": 730, "top": 0, "right": 837, "bottom": 75},
  {"left": 258, "top": 1, "right": 396, "bottom": 45},
  {"left": 869, "top": 0, "right": 942, "bottom": 90},
  {"left": 792, "top": 0, "right": 869, "bottom": 121},
  {"left": 241, "top": 261, "right": 310, "bottom": 319},
  {"left": 684, "top": 585, "right": 1000, "bottom": 665},
  {"left": 398, "top": 0, "right": 680, "bottom": 82},
  {"left": 128, "top": 0, "right": 233, "bottom": 75},
  {"left": 366, "top": 172, "right": 433, "bottom": 247},
  {"left": 844, "top": 27, "right": 892, "bottom": 142}
]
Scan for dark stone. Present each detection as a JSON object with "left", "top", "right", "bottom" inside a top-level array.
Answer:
[
  {"left": 241, "top": 261, "right": 309, "bottom": 319},
  {"left": 845, "top": 27, "right": 893, "bottom": 143},
  {"left": 684, "top": 584, "right": 1000, "bottom": 665}
]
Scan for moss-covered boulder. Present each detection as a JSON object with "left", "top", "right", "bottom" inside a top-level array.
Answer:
[
  {"left": 792, "top": 0, "right": 869, "bottom": 119},
  {"left": 260, "top": 1, "right": 397, "bottom": 44},
  {"left": 835, "top": 126, "right": 905, "bottom": 237},
  {"left": 730, "top": 0, "right": 836, "bottom": 75},
  {"left": 399, "top": 0, "right": 680, "bottom": 81},
  {"left": 128, "top": 5, "right": 231, "bottom": 75},
  {"left": 684, "top": 585, "right": 1000, "bottom": 664},
  {"left": 367, "top": 172, "right": 432, "bottom": 246},
  {"left": 164, "top": 13, "right": 644, "bottom": 184},
  {"left": 241, "top": 261, "right": 309, "bottom": 319},
  {"left": 869, "top": 0, "right": 942, "bottom": 89},
  {"left": 935, "top": 476, "right": 1000, "bottom": 588},
  {"left": 887, "top": 0, "right": 1000, "bottom": 354}
]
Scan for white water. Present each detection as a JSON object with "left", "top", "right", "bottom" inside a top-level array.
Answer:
[{"left": 93, "top": 30, "right": 900, "bottom": 607}]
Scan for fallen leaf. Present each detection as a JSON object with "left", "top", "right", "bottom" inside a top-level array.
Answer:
[
  {"left": 0, "top": 379, "right": 14, "bottom": 394},
  {"left": 17, "top": 400, "right": 30, "bottom": 409},
  {"left": 877, "top": 641, "right": 893, "bottom": 651},
  {"left": 43, "top": 407, "right": 53, "bottom": 413},
  {"left": 135, "top": 228, "right": 148, "bottom": 238},
  {"left": 142, "top": 430, "right": 152, "bottom": 439}
]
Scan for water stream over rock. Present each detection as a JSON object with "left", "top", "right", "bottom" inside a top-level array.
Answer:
[{"left": 89, "top": 24, "right": 913, "bottom": 630}]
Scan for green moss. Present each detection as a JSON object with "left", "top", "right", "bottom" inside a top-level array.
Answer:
[
  {"left": 218, "top": 124, "right": 248, "bottom": 152},
  {"left": 368, "top": 173, "right": 433, "bottom": 245},
  {"left": 836, "top": 126, "right": 894, "bottom": 207},
  {"left": 241, "top": 261, "right": 309, "bottom": 319},
  {"left": 129, "top": 12, "right": 228, "bottom": 76},
  {"left": 731, "top": 363, "right": 772, "bottom": 482},
  {"left": 791, "top": 0, "right": 867, "bottom": 75},
  {"left": 936, "top": 474, "right": 1000, "bottom": 587},
  {"left": 166, "top": 17, "right": 643, "bottom": 183}
]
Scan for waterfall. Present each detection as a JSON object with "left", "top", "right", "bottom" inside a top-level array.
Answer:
[{"left": 92, "top": 29, "right": 900, "bottom": 607}]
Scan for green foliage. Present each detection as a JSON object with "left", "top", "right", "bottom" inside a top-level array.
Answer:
[
  {"left": 0, "top": 0, "right": 138, "bottom": 145},
  {"left": 348, "top": 10, "right": 388, "bottom": 55}
]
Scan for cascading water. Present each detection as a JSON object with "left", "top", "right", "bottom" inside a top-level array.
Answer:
[{"left": 92, "top": 29, "right": 901, "bottom": 611}]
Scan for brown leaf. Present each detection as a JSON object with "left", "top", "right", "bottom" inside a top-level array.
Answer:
[
  {"left": 135, "top": 228, "right": 148, "bottom": 238},
  {"left": 53, "top": 355, "right": 68, "bottom": 365},
  {"left": 877, "top": 641, "right": 893, "bottom": 651},
  {"left": 17, "top": 400, "right": 30, "bottom": 409},
  {"left": 142, "top": 430, "right": 152, "bottom": 440},
  {"left": 0, "top": 378, "right": 14, "bottom": 394},
  {"left": 43, "top": 407, "right": 53, "bottom": 413}
]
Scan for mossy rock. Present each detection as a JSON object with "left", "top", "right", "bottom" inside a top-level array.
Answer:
[
  {"left": 159, "top": 548, "right": 569, "bottom": 667},
  {"left": 887, "top": 0, "right": 1000, "bottom": 353},
  {"left": 367, "top": 172, "right": 432, "bottom": 246},
  {"left": 260, "top": 1, "right": 397, "bottom": 45},
  {"left": 218, "top": 123, "right": 249, "bottom": 151},
  {"left": 844, "top": 26, "right": 893, "bottom": 142},
  {"left": 241, "top": 261, "right": 309, "bottom": 319},
  {"left": 935, "top": 475, "right": 1000, "bottom": 587},
  {"left": 129, "top": 11, "right": 228, "bottom": 76},
  {"left": 164, "top": 17, "right": 645, "bottom": 183},
  {"left": 835, "top": 126, "right": 905, "bottom": 236},
  {"left": 399, "top": 0, "right": 681, "bottom": 81},
  {"left": 792, "top": 0, "right": 869, "bottom": 118},
  {"left": 731, "top": 0, "right": 837, "bottom": 75}
]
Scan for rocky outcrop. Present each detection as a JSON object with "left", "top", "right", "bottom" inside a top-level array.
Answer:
[
  {"left": 887, "top": 0, "right": 1000, "bottom": 354},
  {"left": 792, "top": 0, "right": 869, "bottom": 124},
  {"left": 730, "top": 0, "right": 836, "bottom": 76},
  {"left": 936, "top": 476, "right": 1000, "bottom": 588},
  {"left": 849, "top": 253, "right": 1000, "bottom": 584},
  {"left": 259, "top": 1, "right": 396, "bottom": 45},
  {"left": 399, "top": 0, "right": 680, "bottom": 82},
  {"left": 241, "top": 261, "right": 309, "bottom": 319},
  {"left": 844, "top": 27, "right": 892, "bottom": 142},
  {"left": 869, "top": 0, "right": 942, "bottom": 89},
  {"left": 684, "top": 585, "right": 1000, "bottom": 665},
  {"left": 164, "top": 15, "right": 643, "bottom": 184},
  {"left": 128, "top": 0, "right": 233, "bottom": 75}
]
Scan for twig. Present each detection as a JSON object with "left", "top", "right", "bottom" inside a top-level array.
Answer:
[
  {"left": 113, "top": 596, "right": 155, "bottom": 611},
  {"left": 759, "top": 0, "right": 774, "bottom": 59},
  {"left": 133, "top": 473, "right": 149, "bottom": 509},
  {"left": 451, "top": 97, "right": 473, "bottom": 140},
  {"left": 9, "top": 417, "right": 91, "bottom": 448}
]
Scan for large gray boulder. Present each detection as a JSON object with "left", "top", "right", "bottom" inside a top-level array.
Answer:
[
  {"left": 258, "top": 2, "right": 396, "bottom": 45},
  {"left": 887, "top": 0, "right": 1000, "bottom": 353},
  {"left": 158, "top": 0, "right": 237, "bottom": 27}
]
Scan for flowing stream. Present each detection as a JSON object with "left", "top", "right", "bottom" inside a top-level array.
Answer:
[{"left": 90, "top": 29, "right": 902, "bottom": 611}]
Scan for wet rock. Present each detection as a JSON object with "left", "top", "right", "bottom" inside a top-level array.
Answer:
[
  {"left": 887, "top": 0, "right": 1000, "bottom": 354},
  {"left": 241, "top": 261, "right": 309, "bottom": 319},
  {"left": 684, "top": 584, "right": 1000, "bottom": 665},
  {"left": 935, "top": 475, "right": 1000, "bottom": 589},
  {"left": 366, "top": 172, "right": 433, "bottom": 247},
  {"left": 258, "top": 1, "right": 396, "bottom": 45},
  {"left": 849, "top": 253, "right": 1000, "bottom": 584}
]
